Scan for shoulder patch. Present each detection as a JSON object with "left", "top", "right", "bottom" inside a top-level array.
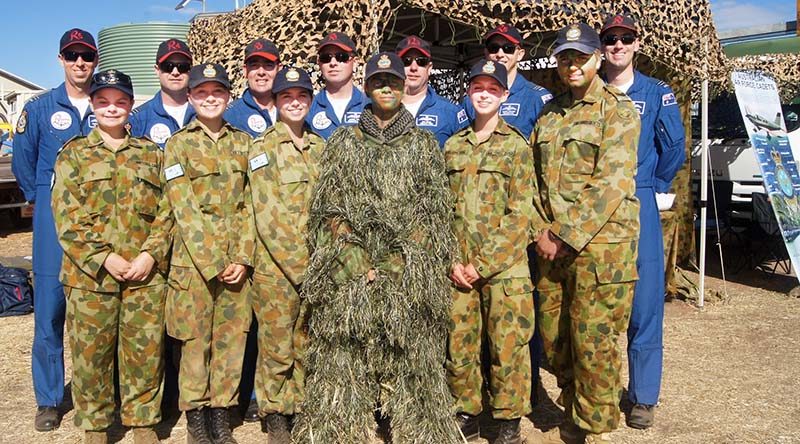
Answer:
[
  {"left": 662, "top": 93, "right": 677, "bottom": 107},
  {"left": 457, "top": 109, "right": 468, "bottom": 124},
  {"left": 164, "top": 163, "right": 184, "bottom": 181},
  {"left": 541, "top": 93, "right": 553, "bottom": 104},
  {"left": 16, "top": 110, "right": 27, "bottom": 134}
]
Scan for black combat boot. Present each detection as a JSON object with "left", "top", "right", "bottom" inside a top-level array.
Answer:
[
  {"left": 185, "top": 409, "right": 213, "bottom": 444},
  {"left": 208, "top": 408, "right": 238, "bottom": 444},
  {"left": 265, "top": 413, "right": 292, "bottom": 444},
  {"left": 455, "top": 412, "right": 480, "bottom": 441},
  {"left": 495, "top": 418, "right": 521, "bottom": 444}
]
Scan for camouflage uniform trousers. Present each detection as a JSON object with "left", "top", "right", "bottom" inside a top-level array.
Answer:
[
  {"left": 65, "top": 284, "right": 166, "bottom": 430},
  {"left": 166, "top": 265, "right": 251, "bottom": 411},
  {"left": 251, "top": 271, "right": 307, "bottom": 416},
  {"left": 535, "top": 241, "right": 637, "bottom": 434},
  {"left": 446, "top": 277, "right": 535, "bottom": 419}
]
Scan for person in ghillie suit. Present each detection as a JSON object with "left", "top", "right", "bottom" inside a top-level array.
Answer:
[{"left": 292, "top": 51, "right": 462, "bottom": 444}]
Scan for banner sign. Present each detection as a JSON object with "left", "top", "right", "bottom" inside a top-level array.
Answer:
[{"left": 732, "top": 70, "right": 800, "bottom": 279}]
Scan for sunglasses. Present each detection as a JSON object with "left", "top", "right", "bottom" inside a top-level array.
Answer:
[
  {"left": 486, "top": 43, "right": 517, "bottom": 54},
  {"left": 159, "top": 61, "right": 191, "bottom": 74},
  {"left": 602, "top": 34, "right": 637, "bottom": 46},
  {"left": 62, "top": 50, "right": 97, "bottom": 63},
  {"left": 318, "top": 52, "right": 352, "bottom": 63},
  {"left": 401, "top": 56, "right": 430, "bottom": 67}
]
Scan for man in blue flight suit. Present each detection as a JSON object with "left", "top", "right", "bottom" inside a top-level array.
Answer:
[
  {"left": 601, "top": 14, "right": 686, "bottom": 429},
  {"left": 12, "top": 28, "right": 98, "bottom": 432},
  {"left": 129, "top": 38, "right": 196, "bottom": 148},
  {"left": 462, "top": 24, "right": 552, "bottom": 140},
  {"left": 306, "top": 32, "right": 366, "bottom": 139},
  {"left": 394, "top": 35, "right": 468, "bottom": 147},
  {"left": 224, "top": 38, "right": 282, "bottom": 137}
]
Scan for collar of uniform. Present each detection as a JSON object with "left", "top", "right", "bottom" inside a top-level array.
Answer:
[
  {"left": 86, "top": 127, "right": 132, "bottom": 151},
  {"left": 416, "top": 84, "right": 438, "bottom": 113},
  {"left": 568, "top": 76, "right": 604, "bottom": 106},
  {"left": 186, "top": 118, "right": 234, "bottom": 139},
  {"left": 463, "top": 117, "right": 513, "bottom": 145},
  {"left": 242, "top": 88, "right": 268, "bottom": 114},
  {"left": 627, "top": 69, "right": 645, "bottom": 95},
  {"left": 53, "top": 82, "right": 87, "bottom": 114},
  {"left": 271, "top": 120, "right": 312, "bottom": 150}
]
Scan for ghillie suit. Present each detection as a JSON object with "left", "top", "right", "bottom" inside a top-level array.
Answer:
[{"left": 293, "top": 107, "right": 462, "bottom": 444}]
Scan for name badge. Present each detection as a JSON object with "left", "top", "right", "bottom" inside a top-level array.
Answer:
[
  {"left": 165, "top": 163, "right": 184, "bottom": 181},
  {"left": 249, "top": 153, "right": 269, "bottom": 171}
]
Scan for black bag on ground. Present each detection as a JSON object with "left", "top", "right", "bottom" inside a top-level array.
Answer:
[{"left": 0, "top": 264, "right": 33, "bottom": 317}]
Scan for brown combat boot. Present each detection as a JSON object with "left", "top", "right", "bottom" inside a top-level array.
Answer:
[
  {"left": 209, "top": 408, "right": 238, "bottom": 444},
  {"left": 133, "top": 427, "right": 161, "bottom": 444},
  {"left": 585, "top": 432, "right": 613, "bottom": 444},
  {"left": 84, "top": 430, "right": 108, "bottom": 444},
  {"left": 186, "top": 409, "right": 213, "bottom": 444},
  {"left": 265, "top": 413, "right": 292, "bottom": 444}
]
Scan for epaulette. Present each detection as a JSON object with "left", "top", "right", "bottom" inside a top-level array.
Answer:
[
  {"left": 454, "top": 125, "right": 472, "bottom": 138},
  {"left": 130, "top": 134, "right": 158, "bottom": 148},
  {"left": 130, "top": 106, "right": 144, "bottom": 116},
  {"left": 57, "top": 134, "right": 87, "bottom": 156}
]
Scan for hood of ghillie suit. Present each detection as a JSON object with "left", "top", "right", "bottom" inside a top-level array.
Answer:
[{"left": 293, "top": 105, "right": 462, "bottom": 444}]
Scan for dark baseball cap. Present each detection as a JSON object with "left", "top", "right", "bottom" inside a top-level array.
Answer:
[
  {"left": 484, "top": 24, "right": 522, "bottom": 45},
  {"left": 188, "top": 63, "right": 231, "bottom": 90},
  {"left": 245, "top": 38, "right": 280, "bottom": 62},
  {"left": 364, "top": 52, "right": 405, "bottom": 82},
  {"left": 600, "top": 14, "right": 638, "bottom": 36},
  {"left": 468, "top": 59, "right": 508, "bottom": 90},
  {"left": 60, "top": 28, "right": 96, "bottom": 52},
  {"left": 157, "top": 39, "right": 192, "bottom": 63},
  {"left": 318, "top": 32, "right": 356, "bottom": 52},
  {"left": 552, "top": 23, "right": 601, "bottom": 55},
  {"left": 395, "top": 35, "right": 431, "bottom": 57},
  {"left": 272, "top": 67, "right": 313, "bottom": 94},
  {"left": 89, "top": 69, "right": 134, "bottom": 99}
]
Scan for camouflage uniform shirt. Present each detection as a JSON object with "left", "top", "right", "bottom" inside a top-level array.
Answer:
[
  {"left": 444, "top": 118, "right": 535, "bottom": 280},
  {"left": 163, "top": 119, "right": 254, "bottom": 281},
  {"left": 531, "top": 77, "right": 641, "bottom": 252},
  {"left": 52, "top": 129, "right": 172, "bottom": 292},
  {"left": 248, "top": 122, "right": 324, "bottom": 285}
]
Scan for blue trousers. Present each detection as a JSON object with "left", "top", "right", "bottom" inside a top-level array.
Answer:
[
  {"left": 627, "top": 188, "right": 664, "bottom": 406},
  {"left": 32, "top": 274, "right": 66, "bottom": 407}
]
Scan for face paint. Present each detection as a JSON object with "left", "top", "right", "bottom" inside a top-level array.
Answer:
[
  {"left": 556, "top": 50, "right": 599, "bottom": 91},
  {"left": 366, "top": 74, "right": 404, "bottom": 113}
]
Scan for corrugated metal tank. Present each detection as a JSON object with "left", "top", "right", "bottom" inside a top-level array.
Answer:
[{"left": 98, "top": 22, "right": 190, "bottom": 99}]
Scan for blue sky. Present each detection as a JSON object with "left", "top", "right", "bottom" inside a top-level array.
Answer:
[{"left": 3, "top": 0, "right": 796, "bottom": 90}]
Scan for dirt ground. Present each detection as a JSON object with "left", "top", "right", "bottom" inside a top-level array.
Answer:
[{"left": 2, "top": 216, "right": 799, "bottom": 444}]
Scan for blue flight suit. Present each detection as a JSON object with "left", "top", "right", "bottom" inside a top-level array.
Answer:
[
  {"left": 463, "top": 74, "right": 552, "bottom": 140},
  {"left": 12, "top": 83, "right": 96, "bottom": 408},
  {"left": 412, "top": 85, "right": 469, "bottom": 148},
  {"left": 306, "top": 87, "right": 367, "bottom": 140},
  {"left": 129, "top": 92, "right": 195, "bottom": 148},
  {"left": 623, "top": 70, "right": 686, "bottom": 406},
  {"left": 224, "top": 89, "right": 275, "bottom": 138}
]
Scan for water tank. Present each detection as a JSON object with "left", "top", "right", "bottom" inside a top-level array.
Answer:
[{"left": 98, "top": 22, "right": 191, "bottom": 99}]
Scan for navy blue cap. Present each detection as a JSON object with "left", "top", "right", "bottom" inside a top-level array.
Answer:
[
  {"left": 157, "top": 39, "right": 192, "bottom": 63},
  {"left": 553, "top": 23, "right": 601, "bottom": 55},
  {"left": 272, "top": 67, "right": 313, "bottom": 94},
  {"left": 484, "top": 24, "right": 523, "bottom": 45},
  {"left": 601, "top": 14, "right": 639, "bottom": 36},
  {"left": 318, "top": 32, "right": 357, "bottom": 52},
  {"left": 188, "top": 63, "right": 231, "bottom": 90},
  {"left": 60, "top": 28, "right": 96, "bottom": 52},
  {"left": 396, "top": 35, "right": 431, "bottom": 57},
  {"left": 468, "top": 59, "right": 508, "bottom": 90},
  {"left": 364, "top": 52, "right": 405, "bottom": 82},
  {"left": 90, "top": 69, "right": 134, "bottom": 98},
  {"left": 245, "top": 38, "right": 280, "bottom": 62}
]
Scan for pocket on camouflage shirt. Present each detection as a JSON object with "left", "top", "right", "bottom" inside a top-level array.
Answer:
[
  {"left": 478, "top": 152, "right": 513, "bottom": 218},
  {"left": 279, "top": 168, "right": 310, "bottom": 213},
  {"left": 134, "top": 161, "right": 161, "bottom": 218},
  {"left": 77, "top": 162, "right": 113, "bottom": 213}
]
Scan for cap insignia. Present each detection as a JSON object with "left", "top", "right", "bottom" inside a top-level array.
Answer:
[
  {"left": 106, "top": 70, "right": 119, "bottom": 84},
  {"left": 566, "top": 26, "right": 581, "bottom": 41},
  {"left": 203, "top": 64, "right": 217, "bottom": 78},
  {"left": 613, "top": 15, "right": 624, "bottom": 25},
  {"left": 482, "top": 61, "right": 496, "bottom": 74},
  {"left": 254, "top": 41, "right": 263, "bottom": 50},
  {"left": 286, "top": 68, "right": 300, "bottom": 82},
  {"left": 377, "top": 54, "right": 391, "bottom": 69}
]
